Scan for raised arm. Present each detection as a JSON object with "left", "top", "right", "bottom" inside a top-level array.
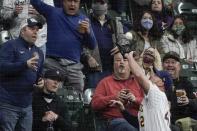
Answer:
[
  {"left": 125, "top": 51, "right": 150, "bottom": 94},
  {"left": 30, "top": 0, "right": 54, "bottom": 17}
]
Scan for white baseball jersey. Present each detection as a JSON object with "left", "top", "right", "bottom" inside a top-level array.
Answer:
[{"left": 138, "top": 81, "right": 171, "bottom": 131}]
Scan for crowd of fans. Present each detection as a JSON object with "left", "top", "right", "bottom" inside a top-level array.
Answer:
[{"left": 0, "top": 0, "right": 197, "bottom": 131}]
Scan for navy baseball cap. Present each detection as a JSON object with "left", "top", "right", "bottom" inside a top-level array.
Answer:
[
  {"left": 163, "top": 51, "right": 180, "bottom": 62},
  {"left": 44, "top": 69, "right": 64, "bottom": 82},
  {"left": 20, "top": 17, "right": 43, "bottom": 30}
]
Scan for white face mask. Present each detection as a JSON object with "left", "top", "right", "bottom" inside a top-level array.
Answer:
[
  {"left": 141, "top": 18, "right": 153, "bottom": 30},
  {"left": 92, "top": 3, "right": 108, "bottom": 16}
]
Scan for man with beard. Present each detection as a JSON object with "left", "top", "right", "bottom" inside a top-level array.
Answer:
[
  {"left": 91, "top": 52, "right": 144, "bottom": 131},
  {"left": 32, "top": 69, "right": 71, "bottom": 131},
  {"left": 162, "top": 51, "right": 197, "bottom": 131}
]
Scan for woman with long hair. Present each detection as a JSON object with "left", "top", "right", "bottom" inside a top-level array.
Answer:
[
  {"left": 161, "top": 15, "right": 197, "bottom": 62},
  {"left": 124, "top": 10, "right": 164, "bottom": 64},
  {"left": 149, "top": 0, "right": 174, "bottom": 32}
]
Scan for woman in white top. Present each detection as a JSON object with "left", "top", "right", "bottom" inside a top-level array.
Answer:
[
  {"left": 161, "top": 15, "right": 197, "bottom": 62},
  {"left": 176, "top": 16, "right": 197, "bottom": 63}
]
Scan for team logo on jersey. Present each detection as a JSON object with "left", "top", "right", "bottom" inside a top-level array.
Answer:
[
  {"left": 139, "top": 104, "right": 143, "bottom": 112},
  {"left": 19, "top": 51, "right": 25, "bottom": 54}
]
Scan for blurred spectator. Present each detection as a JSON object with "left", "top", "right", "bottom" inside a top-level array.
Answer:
[
  {"left": 1, "top": 0, "right": 53, "bottom": 55},
  {"left": 32, "top": 69, "right": 71, "bottom": 131},
  {"left": 141, "top": 47, "right": 173, "bottom": 98},
  {"left": 110, "top": 51, "right": 171, "bottom": 131},
  {"left": 91, "top": 52, "right": 144, "bottom": 131},
  {"left": 163, "top": 51, "right": 197, "bottom": 130},
  {"left": 82, "top": 0, "right": 128, "bottom": 89},
  {"left": 31, "top": 0, "right": 97, "bottom": 93},
  {"left": 175, "top": 16, "right": 197, "bottom": 63},
  {"left": 0, "top": 17, "right": 44, "bottom": 131},
  {"left": 124, "top": 10, "right": 164, "bottom": 60},
  {"left": 161, "top": 16, "right": 186, "bottom": 59},
  {"left": 149, "top": 0, "right": 174, "bottom": 32},
  {"left": 82, "top": 0, "right": 112, "bottom": 89}
]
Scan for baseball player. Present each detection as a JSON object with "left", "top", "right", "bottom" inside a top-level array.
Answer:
[{"left": 110, "top": 51, "right": 171, "bottom": 131}]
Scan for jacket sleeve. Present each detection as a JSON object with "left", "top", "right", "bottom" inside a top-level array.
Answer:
[
  {"left": 0, "top": 42, "right": 27, "bottom": 75},
  {"left": 36, "top": 49, "right": 44, "bottom": 79},
  {"left": 184, "top": 80, "right": 197, "bottom": 111},
  {"left": 91, "top": 80, "right": 117, "bottom": 110},
  {"left": 121, "top": 110, "right": 139, "bottom": 129},
  {"left": 188, "top": 98, "right": 197, "bottom": 110},
  {"left": 83, "top": 26, "right": 97, "bottom": 50},
  {"left": 30, "top": 0, "right": 54, "bottom": 17}
]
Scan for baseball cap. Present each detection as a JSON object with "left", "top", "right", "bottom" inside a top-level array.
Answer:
[
  {"left": 44, "top": 69, "right": 64, "bottom": 82},
  {"left": 93, "top": 0, "right": 108, "bottom": 4},
  {"left": 163, "top": 51, "right": 180, "bottom": 62},
  {"left": 20, "top": 17, "right": 43, "bottom": 30}
]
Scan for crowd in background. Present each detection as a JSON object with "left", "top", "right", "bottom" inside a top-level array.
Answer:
[{"left": 0, "top": 0, "right": 197, "bottom": 131}]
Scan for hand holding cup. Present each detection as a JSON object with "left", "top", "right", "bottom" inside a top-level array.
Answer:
[
  {"left": 27, "top": 52, "right": 39, "bottom": 71},
  {"left": 78, "top": 18, "right": 90, "bottom": 34}
]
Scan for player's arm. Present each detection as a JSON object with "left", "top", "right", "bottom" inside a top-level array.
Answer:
[{"left": 125, "top": 52, "right": 150, "bottom": 94}]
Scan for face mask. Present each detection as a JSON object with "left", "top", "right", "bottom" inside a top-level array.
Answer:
[
  {"left": 143, "top": 56, "right": 154, "bottom": 64},
  {"left": 92, "top": 3, "right": 107, "bottom": 16},
  {"left": 172, "top": 25, "right": 185, "bottom": 35},
  {"left": 141, "top": 18, "right": 153, "bottom": 30}
]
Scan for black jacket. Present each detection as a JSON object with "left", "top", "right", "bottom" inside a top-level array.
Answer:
[
  {"left": 32, "top": 89, "right": 71, "bottom": 131},
  {"left": 169, "top": 77, "right": 197, "bottom": 123}
]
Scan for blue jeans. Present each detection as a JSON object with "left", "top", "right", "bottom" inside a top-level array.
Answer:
[
  {"left": 109, "top": 118, "right": 138, "bottom": 131},
  {"left": 95, "top": 118, "right": 138, "bottom": 131},
  {"left": 0, "top": 102, "right": 32, "bottom": 131}
]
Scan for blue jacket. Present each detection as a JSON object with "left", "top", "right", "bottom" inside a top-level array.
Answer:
[
  {"left": 154, "top": 68, "right": 173, "bottom": 91},
  {"left": 31, "top": 0, "right": 97, "bottom": 62},
  {"left": 0, "top": 37, "right": 44, "bottom": 107}
]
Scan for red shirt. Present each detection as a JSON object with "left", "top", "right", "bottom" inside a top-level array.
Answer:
[{"left": 91, "top": 75, "right": 144, "bottom": 119}]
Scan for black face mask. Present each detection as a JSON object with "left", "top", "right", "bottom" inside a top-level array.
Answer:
[
  {"left": 42, "top": 91, "right": 56, "bottom": 99},
  {"left": 143, "top": 56, "right": 154, "bottom": 64}
]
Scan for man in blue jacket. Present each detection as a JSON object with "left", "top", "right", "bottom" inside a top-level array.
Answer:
[
  {"left": 31, "top": 0, "right": 97, "bottom": 93},
  {"left": 0, "top": 17, "right": 44, "bottom": 131}
]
